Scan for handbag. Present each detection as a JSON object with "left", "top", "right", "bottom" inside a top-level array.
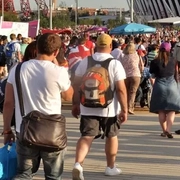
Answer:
[
  {"left": 0, "top": 143, "right": 17, "bottom": 179},
  {"left": 15, "top": 63, "right": 67, "bottom": 152}
]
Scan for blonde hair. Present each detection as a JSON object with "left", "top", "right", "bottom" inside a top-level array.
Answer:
[
  {"left": 119, "top": 38, "right": 125, "bottom": 45},
  {"left": 22, "top": 37, "right": 28, "bottom": 44},
  {"left": 123, "top": 42, "right": 136, "bottom": 54}
]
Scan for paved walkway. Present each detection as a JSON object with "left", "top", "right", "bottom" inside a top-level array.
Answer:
[{"left": 0, "top": 110, "right": 180, "bottom": 180}]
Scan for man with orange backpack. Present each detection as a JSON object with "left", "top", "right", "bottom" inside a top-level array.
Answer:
[{"left": 71, "top": 34, "right": 128, "bottom": 180}]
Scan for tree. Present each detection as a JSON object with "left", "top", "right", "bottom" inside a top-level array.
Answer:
[
  {"left": 79, "top": 18, "right": 94, "bottom": 25},
  {"left": 107, "top": 19, "right": 116, "bottom": 29},
  {"left": 94, "top": 17, "right": 102, "bottom": 26},
  {"left": 40, "top": 15, "right": 49, "bottom": 28},
  {"left": 107, "top": 15, "right": 127, "bottom": 29},
  {"left": 59, "top": 1, "right": 67, "bottom": 8},
  {"left": 40, "top": 12, "right": 75, "bottom": 28},
  {"left": 1, "top": 11, "right": 20, "bottom": 22}
]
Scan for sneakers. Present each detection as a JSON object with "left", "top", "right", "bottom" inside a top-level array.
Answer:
[
  {"left": 72, "top": 162, "right": 84, "bottom": 180},
  {"left": 105, "top": 166, "right": 122, "bottom": 176}
]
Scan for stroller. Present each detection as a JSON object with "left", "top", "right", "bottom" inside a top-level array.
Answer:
[{"left": 135, "top": 77, "right": 152, "bottom": 108}]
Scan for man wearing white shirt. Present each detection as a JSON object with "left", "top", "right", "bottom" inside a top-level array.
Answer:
[
  {"left": 3, "top": 33, "right": 73, "bottom": 179},
  {"left": 72, "top": 34, "right": 128, "bottom": 180}
]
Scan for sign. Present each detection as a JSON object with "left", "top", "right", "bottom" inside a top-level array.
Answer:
[
  {"left": 0, "top": 21, "right": 29, "bottom": 38},
  {"left": 0, "top": 19, "right": 39, "bottom": 39},
  {"left": 28, "top": 20, "right": 40, "bottom": 38}
]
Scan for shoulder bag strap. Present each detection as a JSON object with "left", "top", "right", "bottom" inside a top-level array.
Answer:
[{"left": 15, "top": 63, "right": 25, "bottom": 117}]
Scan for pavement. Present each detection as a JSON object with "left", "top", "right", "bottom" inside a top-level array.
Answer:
[{"left": 0, "top": 108, "right": 180, "bottom": 180}]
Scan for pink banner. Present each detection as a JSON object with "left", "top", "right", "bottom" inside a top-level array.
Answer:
[
  {"left": 1, "top": 21, "right": 13, "bottom": 29},
  {"left": 28, "top": 20, "right": 39, "bottom": 38}
]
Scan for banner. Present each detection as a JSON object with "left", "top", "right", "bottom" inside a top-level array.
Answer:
[
  {"left": 28, "top": 19, "right": 40, "bottom": 38},
  {"left": 0, "top": 21, "right": 29, "bottom": 38},
  {"left": 0, "top": 20, "right": 40, "bottom": 39}
]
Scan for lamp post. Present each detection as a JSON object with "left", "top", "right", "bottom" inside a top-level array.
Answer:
[
  {"left": 37, "top": 0, "right": 40, "bottom": 21},
  {"left": 130, "top": 0, "right": 134, "bottom": 22},
  {"left": 49, "top": 0, "right": 53, "bottom": 29},
  {"left": 2, "top": 0, "right": 4, "bottom": 21},
  {"left": 75, "top": 0, "right": 78, "bottom": 27}
]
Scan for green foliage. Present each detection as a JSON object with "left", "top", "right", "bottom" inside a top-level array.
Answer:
[
  {"left": 94, "top": 17, "right": 102, "bottom": 26},
  {"left": 40, "top": 13, "right": 75, "bottom": 28},
  {"left": 172, "top": 25, "right": 180, "bottom": 31},
  {"left": 78, "top": 17, "right": 102, "bottom": 26},
  {"left": 40, "top": 15, "right": 49, "bottom": 28},
  {"left": 0, "top": 10, "right": 128, "bottom": 29},
  {"left": 1, "top": 11, "right": 20, "bottom": 22},
  {"left": 107, "top": 15, "right": 127, "bottom": 29},
  {"left": 79, "top": 18, "right": 94, "bottom": 25}
]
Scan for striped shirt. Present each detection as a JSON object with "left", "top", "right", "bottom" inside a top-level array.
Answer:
[
  {"left": 67, "top": 45, "right": 90, "bottom": 70},
  {"left": 147, "top": 51, "right": 158, "bottom": 63}
]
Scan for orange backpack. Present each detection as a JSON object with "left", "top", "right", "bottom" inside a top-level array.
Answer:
[{"left": 80, "top": 56, "right": 114, "bottom": 108}]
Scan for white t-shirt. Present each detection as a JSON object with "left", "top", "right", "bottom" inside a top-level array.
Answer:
[
  {"left": 75, "top": 52, "right": 126, "bottom": 117},
  {"left": 135, "top": 44, "right": 146, "bottom": 51},
  {"left": 111, "top": 48, "right": 123, "bottom": 60},
  {"left": 8, "top": 60, "right": 71, "bottom": 132}
]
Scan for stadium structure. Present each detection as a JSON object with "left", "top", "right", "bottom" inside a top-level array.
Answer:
[
  {"left": 131, "top": 0, "right": 180, "bottom": 20},
  {"left": 0, "top": 0, "right": 57, "bottom": 19}
]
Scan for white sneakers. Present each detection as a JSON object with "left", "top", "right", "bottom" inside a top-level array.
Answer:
[
  {"left": 104, "top": 166, "right": 122, "bottom": 176},
  {"left": 72, "top": 162, "right": 84, "bottom": 180},
  {"left": 72, "top": 163, "right": 122, "bottom": 179}
]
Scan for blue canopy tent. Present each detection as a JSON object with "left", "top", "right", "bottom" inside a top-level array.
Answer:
[{"left": 110, "top": 23, "right": 156, "bottom": 35}]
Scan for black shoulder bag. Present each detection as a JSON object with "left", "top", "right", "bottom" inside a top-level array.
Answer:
[{"left": 15, "top": 63, "right": 67, "bottom": 152}]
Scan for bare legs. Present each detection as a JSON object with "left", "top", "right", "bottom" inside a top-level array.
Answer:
[
  {"left": 158, "top": 111, "right": 167, "bottom": 133},
  {"left": 158, "top": 111, "right": 175, "bottom": 136},
  {"left": 75, "top": 136, "right": 118, "bottom": 168},
  {"left": 75, "top": 136, "right": 94, "bottom": 164},
  {"left": 105, "top": 136, "right": 118, "bottom": 168},
  {"left": 166, "top": 112, "right": 175, "bottom": 132}
]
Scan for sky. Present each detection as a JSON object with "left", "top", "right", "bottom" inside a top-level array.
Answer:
[{"left": 14, "top": 0, "right": 129, "bottom": 11}]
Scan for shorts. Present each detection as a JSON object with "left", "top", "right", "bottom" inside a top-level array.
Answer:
[{"left": 80, "top": 115, "right": 121, "bottom": 139}]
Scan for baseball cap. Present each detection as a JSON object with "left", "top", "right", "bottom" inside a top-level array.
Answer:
[
  {"left": 96, "top": 34, "right": 112, "bottom": 47},
  {"left": 160, "top": 42, "right": 171, "bottom": 52}
]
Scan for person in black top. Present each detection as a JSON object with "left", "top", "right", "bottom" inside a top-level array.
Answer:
[{"left": 150, "top": 42, "right": 180, "bottom": 138}]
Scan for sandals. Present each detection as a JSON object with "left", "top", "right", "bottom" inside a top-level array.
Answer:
[
  {"left": 160, "top": 131, "right": 174, "bottom": 138},
  {"left": 160, "top": 132, "right": 166, "bottom": 137},
  {"left": 165, "top": 132, "right": 173, "bottom": 138}
]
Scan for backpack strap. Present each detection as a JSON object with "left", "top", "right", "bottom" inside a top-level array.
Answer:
[
  {"left": 87, "top": 56, "right": 114, "bottom": 70},
  {"left": 7, "top": 42, "right": 15, "bottom": 46}
]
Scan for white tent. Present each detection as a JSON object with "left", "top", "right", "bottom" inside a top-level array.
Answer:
[{"left": 148, "top": 16, "right": 180, "bottom": 25}]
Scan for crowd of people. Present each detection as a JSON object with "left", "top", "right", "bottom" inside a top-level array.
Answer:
[{"left": 1, "top": 27, "right": 180, "bottom": 180}]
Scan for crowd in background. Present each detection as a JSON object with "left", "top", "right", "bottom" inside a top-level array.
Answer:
[{"left": 1, "top": 25, "right": 180, "bottom": 179}]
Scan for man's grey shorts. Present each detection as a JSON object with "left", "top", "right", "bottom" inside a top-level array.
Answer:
[{"left": 80, "top": 115, "right": 121, "bottom": 139}]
